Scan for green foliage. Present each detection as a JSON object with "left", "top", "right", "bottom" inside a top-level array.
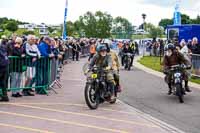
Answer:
[
  {"left": 112, "top": 16, "right": 132, "bottom": 39},
  {"left": 5, "top": 21, "right": 18, "bottom": 32},
  {"left": 0, "top": 17, "right": 27, "bottom": 34},
  {"left": 159, "top": 19, "right": 173, "bottom": 29},
  {"left": 138, "top": 56, "right": 162, "bottom": 72},
  {"left": 23, "top": 30, "right": 35, "bottom": 35},
  {"left": 1, "top": 30, "right": 12, "bottom": 37},
  {"left": 145, "top": 23, "right": 164, "bottom": 38},
  {"left": 191, "top": 15, "right": 200, "bottom": 24},
  {"left": 67, "top": 21, "right": 75, "bottom": 36},
  {"left": 77, "top": 11, "right": 113, "bottom": 38},
  {"left": 181, "top": 14, "right": 191, "bottom": 24},
  {"left": 48, "top": 27, "right": 55, "bottom": 33}
]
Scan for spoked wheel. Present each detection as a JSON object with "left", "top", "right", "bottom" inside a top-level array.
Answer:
[
  {"left": 84, "top": 83, "right": 99, "bottom": 109},
  {"left": 176, "top": 84, "right": 184, "bottom": 103}
]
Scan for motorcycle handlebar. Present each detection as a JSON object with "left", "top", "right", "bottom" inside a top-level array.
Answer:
[{"left": 169, "top": 64, "right": 191, "bottom": 70}]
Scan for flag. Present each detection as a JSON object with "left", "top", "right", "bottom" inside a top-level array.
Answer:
[
  {"left": 173, "top": 0, "right": 181, "bottom": 25},
  {"left": 62, "top": 0, "right": 68, "bottom": 39}
]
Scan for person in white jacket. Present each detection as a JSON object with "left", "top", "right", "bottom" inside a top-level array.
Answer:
[
  {"left": 180, "top": 40, "right": 189, "bottom": 55},
  {"left": 180, "top": 40, "right": 192, "bottom": 78},
  {"left": 24, "top": 35, "right": 41, "bottom": 96}
]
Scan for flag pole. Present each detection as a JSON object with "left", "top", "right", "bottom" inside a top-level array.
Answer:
[{"left": 62, "top": 0, "right": 68, "bottom": 40}]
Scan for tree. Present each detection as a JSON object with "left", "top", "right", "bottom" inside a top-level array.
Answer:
[
  {"left": 78, "top": 11, "right": 113, "bottom": 38},
  {"left": 159, "top": 19, "right": 173, "bottom": 29},
  {"left": 95, "top": 11, "right": 113, "bottom": 38},
  {"left": 146, "top": 23, "right": 164, "bottom": 38},
  {"left": 6, "top": 21, "right": 18, "bottom": 32},
  {"left": 181, "top": 14, "right": 191, "bottom": 24},
  {"left": 113, "top": 17, "right": 132, "bottom": 34},
  {"left": 79, "top": 11, "right": 97, "bottom": 37},
  {"left": 66, "top": 21, "right": 75, "bottom": 36},
  {"left": 112, "top": 16, "right": 132, "bottom": 39},
  {"left": 191, "top": 15, "right": 200, "bottom": 24},
  {"left": 48, "top": 27, "right": 55, "bottom": 34}
]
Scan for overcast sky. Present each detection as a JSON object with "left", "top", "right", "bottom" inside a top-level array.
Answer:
[{"left": 0, "top": 0, "right": 199, "bottom": 26}]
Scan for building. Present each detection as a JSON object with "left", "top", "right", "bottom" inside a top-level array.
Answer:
[{"left": 18, "top": 23, "right": 49, "bottom": 35}]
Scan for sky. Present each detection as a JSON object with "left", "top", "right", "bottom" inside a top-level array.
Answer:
[{"left": 0, "top": 0, "right": 200, "bottom": 26}]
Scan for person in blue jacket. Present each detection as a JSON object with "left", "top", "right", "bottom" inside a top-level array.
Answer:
[{"left": 37, "top": 37, "right": 54, "bottom": 94}]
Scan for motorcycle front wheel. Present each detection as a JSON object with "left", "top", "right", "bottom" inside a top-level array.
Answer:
[
  {"left": 84, "top": 83, "right": 100, "bottom": 109},
  {"left": 175, "top": 84, "right": 184, "bottom": 103}
]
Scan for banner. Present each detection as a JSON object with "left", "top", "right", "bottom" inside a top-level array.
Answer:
[{"left": 62, "top": 0, "right": 68, "bottom": 39}]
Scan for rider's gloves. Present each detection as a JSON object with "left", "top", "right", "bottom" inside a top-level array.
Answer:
[
  {"left": 105, "top": 66, "right": 111, "bottom": 70},
  {"left": 84, "top": 68, "right": 90, "bottom": 75}
]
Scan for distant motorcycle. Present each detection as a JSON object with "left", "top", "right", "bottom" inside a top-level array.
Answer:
[
  {"left": 124, "top": 53, "right": 134, "bottom": 71},
  {"left": 84, "top": 66, "right": 117, "bottom": 110},
  {"left": 166, "top": 65, "right": 191, "bottom": 103}
]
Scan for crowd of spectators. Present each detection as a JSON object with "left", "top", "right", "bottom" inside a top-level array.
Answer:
[{"left": 0, "top": 34, "right": 90, "bottom": 101}]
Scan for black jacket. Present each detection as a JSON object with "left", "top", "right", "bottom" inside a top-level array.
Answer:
[
  {"left": 9, "top": 46, "right": 26, "bottom": 73},
  {"left": 191, "top": 44, "right": 200, "bottom": 54}
]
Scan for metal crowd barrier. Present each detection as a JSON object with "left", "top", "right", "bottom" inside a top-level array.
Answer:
[
  {"left": 81, "top": 45, "right": 90, "bottom": 57},
  {"left": 0, "top": 45, "right": 90, "bottom": 96},
  {"left": 191, "top": 54, "right": 200, "bottom": 77},
  {"left": 7, "top": 56, "right": 51, "bottom": 95}
]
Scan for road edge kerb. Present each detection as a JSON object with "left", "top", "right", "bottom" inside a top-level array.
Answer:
[
  {"left": 118, "top": 100, "right": 186, "bottom": 133},
  {"left": 134, "top": 56, "right": 200, "bottom": 90}
]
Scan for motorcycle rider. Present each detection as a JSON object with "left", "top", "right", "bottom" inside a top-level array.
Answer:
[
  {"left": 163, "top": 43, "right": 191, "bottom": 95},
  {"left": 89, "top": 45, "right": 116, "bottom": 100},
  {"left": 103, "top": 42, "right": 121, "bottom": 92},
  {"left": 129, "top": 41, "right": 135, "bottom": 66},
  {"left": 121, "top": 42, "right": 134, "bottom": 67}
]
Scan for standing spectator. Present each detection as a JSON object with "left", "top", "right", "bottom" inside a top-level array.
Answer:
[
  {"left": 159, "top": 40, "right": 164, "bottom": 56},
  {"left": 80, "top": 39, "right": 86, "bottom": 55},
  {"left": 180, "top": 40, "right": 189, "bottom": 55},
  {"left": 72, "top": 40, "right": 81, "bottom": 61},
  {"left": 7, "top": 34, "right": 17, "bottom": 56},
  {"left": 0, "top": 35, "right": 8, "bottom": 47},
  {"left": 24, "top": 35, "right": 41, "bottom": 96},
  {"left": 10, "top": 37, "right": 25, "bottom": 97},
  {"left": 187, "top": 39, "right": 192, "bottom": 52},
  {"left": 0, "top": 39, "right": 9, "bottom": 102},
  {"left": 180, "top": 40, "right": 191, "bottom": 63},
  {"left": 191, "top": 37, "right": 200, "bottom": 76},
  {"left": 134, "top": 41, "right": 139, "bottom": 55},
  {"left": 37, "top": 36, "right": 54, "bottom": 94},
  {"left": 38, "top": 36, "right": 53, "bottom": 57},
  {"left": 153, "top": 42, "right": 157, "bottom": 56}
]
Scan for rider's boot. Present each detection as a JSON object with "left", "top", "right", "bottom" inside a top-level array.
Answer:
[
  {"left": 185, "top": 81, "right": 191, "bottom": 92},
  {"left": 168, "top": 83, "right": 172, "bottom": 95}
]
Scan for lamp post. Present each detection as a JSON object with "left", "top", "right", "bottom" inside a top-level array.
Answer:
[{"left": 142, "top": 13, "right": 147, "bottom": 56}]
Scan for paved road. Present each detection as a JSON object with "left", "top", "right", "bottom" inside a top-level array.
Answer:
[
  {"left": 0, "top": 59, "right": 172, "bottom": 133},
  {"left": 119, "top": 67, "right": 200, "bottom": 133}
]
